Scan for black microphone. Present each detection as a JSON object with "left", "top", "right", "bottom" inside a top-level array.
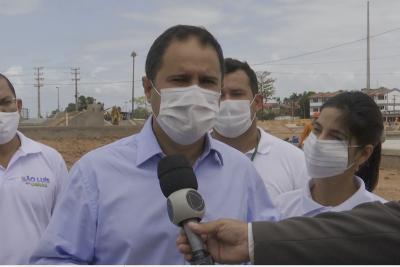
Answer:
[{"left": 157, "top": 154, "right": 214, "bottom": 265}]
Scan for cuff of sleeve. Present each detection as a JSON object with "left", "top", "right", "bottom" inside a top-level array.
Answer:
[{"left": 248, "top": 223, "right": 255, "bottom": 264}]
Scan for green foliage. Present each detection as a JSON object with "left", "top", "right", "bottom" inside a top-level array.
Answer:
[
  {"left": 256, "top": 71, "right": 276, "bottom": 103},
  {"left": 65, "top": 95, "right": 97, "bottom": 112},
  {"left": 134, "top": 96, "right": 148, "bottom": 108},
  {"left": 283, "top": 91, "right": 315, "bottom": 118},
  {"left": 65, "top": 103, "right": 76, "bottom": 112},
  {"left": 133, "top": 107, "right": 150, "bottom": 119},
  {"left": 257, "top": 110, "right": 277, "bottom": 121}
]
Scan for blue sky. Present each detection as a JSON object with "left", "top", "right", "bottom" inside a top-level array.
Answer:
[{"left": 1, "top": 0, "right": 400, "bottom": 117}]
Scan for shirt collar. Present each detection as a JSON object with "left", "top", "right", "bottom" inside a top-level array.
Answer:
[
  {"left": 198, "top": 133, "right": 224, "bottom": 166},
  {"left": 301, "top": 179, "right": 326, "bottom": 214},
  {"left": 330, "top": 176, "right": 366, "bottom": 212},
  {"left": 16, "top": 131, "right": 42, "bottom": 156},
  {"left": 301, "top": 176, "right": 367, "bottom": 214},
  {"left": 135, "top": 118, "right": 223, "bottom": 167},
  {"left": 245, "top": 127, "right": 272, "bottom": 156}
]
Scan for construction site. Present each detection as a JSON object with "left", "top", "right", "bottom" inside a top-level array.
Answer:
[{"left": 17, "top": 107, "right": 400, "bottom": 201}]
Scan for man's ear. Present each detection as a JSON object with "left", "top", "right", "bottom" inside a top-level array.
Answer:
[
  {"left": 17, "top": 99, "right": 22, "bottom": 112},
  {"left": 254, "top": 94, "right": 263, "bottom": 112},
  {"left": 142, "top": 76, "right": 153, "bottom": 103}
]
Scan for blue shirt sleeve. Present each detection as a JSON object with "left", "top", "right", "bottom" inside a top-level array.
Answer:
[
  {"left": 245, "top": 163, "right": 280, "bottom": 222},
  {"left": 30, "top": 160, "right": 98, "bottom": 264}
]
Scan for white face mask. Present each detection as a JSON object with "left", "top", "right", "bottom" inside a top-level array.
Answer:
[
  {"left": 214, "top": 98, "right": 256, "bottom": 138},
  {"left": 152, "top": 83, "right": 220, "bottom": 145},
  {"left": 0, "top": 111, "right": 20, "bottom": 145},
  {"left": 303, "top": 132, "right": 359, "bottom": 179}
]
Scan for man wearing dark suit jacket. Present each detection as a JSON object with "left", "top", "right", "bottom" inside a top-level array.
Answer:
[{"left": 177, "top": 201, "right": 400, "bottom": 264}]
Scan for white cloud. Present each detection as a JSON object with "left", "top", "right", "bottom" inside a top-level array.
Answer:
[
  {"left": 90, "top": 67, "right": 109, "bottom": 78},
  {"left": 4, "top": 66, "right": 25, "bottom": 89},
  {"left": 0, "top": 0, "right": 41, "bottom": 15},
  {"left": 4, "top": 65, "right": 23, "bottom": 76},
  {"left": 85, "top": 38, "right": 137, "bottom": 53},
  {"left": 122, "top": 6, "right": 222, "bottom": 27}
]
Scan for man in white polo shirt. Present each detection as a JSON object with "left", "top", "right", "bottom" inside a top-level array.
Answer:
[
  {"left": 212, "top": 58, "right": 308, "bottom": 201},
  {"left": 0, "top": 73, "right": 68, "bottom": 264}
]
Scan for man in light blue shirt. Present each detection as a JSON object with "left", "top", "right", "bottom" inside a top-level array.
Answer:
[{"left": 31, "top": 25, "right": 278, "bottom": 264}]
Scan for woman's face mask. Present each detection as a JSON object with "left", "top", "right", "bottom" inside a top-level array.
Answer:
[{"left": 303, "top": 132, "right": 361, "bottom": 179}]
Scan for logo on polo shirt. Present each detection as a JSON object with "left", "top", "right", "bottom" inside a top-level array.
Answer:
[{"left": 21, "top": 176, "right": 50, "bottom": 188}]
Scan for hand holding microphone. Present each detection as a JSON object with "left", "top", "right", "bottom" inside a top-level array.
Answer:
[{"left": 157, "top": 154, "right": 214, "bottom": 265}]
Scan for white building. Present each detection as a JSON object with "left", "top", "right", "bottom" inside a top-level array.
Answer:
[
  {"left": 309, "top": 88, "right": 400, "bottom": 122},
  {"left": 362, "top": 88, "right": 400, "bottom": 118},
  {"left": 309, "top": 91, "right": 343, "bottom": 117}
]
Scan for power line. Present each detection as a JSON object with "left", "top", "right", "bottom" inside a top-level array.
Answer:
[
  {"left": 252, "top": 26, "right": 400, "bottom": 66},
  {"left": 12, "top": 80, "right": 143, "bottom": 87},
  {"left": 259, "top": 53, "right": 400, "bottom": 66},
  {"left": 268, "top": 71, "right": 400, "bottom": 76}
]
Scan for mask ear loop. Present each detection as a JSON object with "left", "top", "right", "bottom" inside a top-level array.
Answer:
[
  {"left": 249, "top": 94, "right": 259, "bottom": 123},
  {"left": 149, "top": 80, "right": 161, "bottom": 120},
  {"left": 346, "top": 144, "right": 363, "bottom": 170},
  {"left": 150, "top": 80, "right": 161, "bottom": 96}
]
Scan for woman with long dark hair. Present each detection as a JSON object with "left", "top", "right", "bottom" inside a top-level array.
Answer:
[{"left": 276, "top": 91, "right": 386, "bottom": 219}]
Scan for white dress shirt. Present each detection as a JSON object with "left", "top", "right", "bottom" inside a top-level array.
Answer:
[
  {"left": 245, "top": 127, "right": 309, "bottom": 202},
  {"left": 275, "top": 176, "right": 387, "bottom": 220}
]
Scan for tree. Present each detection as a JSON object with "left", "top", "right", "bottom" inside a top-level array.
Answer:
[
  {"left": 256, "top": 71, "right": 276, "bottom": 113},
  {"left": 78, "top": 95, "right": 87, "bottom": 111},
  {"left": 65, "top": 103, "right": 76, "bottom": 112},
  {"left": 283, "top": 91, "right": 315, "bottom": 118},
  {"left": 298, "top": 91, "right": 315, "bottom": 119},
  {"left": 65, "top": 95, "right": 96, "bottom": 112},
  {"left": 134, "top": 96, "right": 148, "bottom": 109}
]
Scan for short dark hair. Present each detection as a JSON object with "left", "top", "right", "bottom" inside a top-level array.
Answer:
[
  {"left": 0, "top": 73, "right": 16, "bottom": 97},
  {"left": 321, "top": 91, "right": 384, "bottom": 191},
  {"left": 145, "top": 25, "right": 224, "bottom": 83},
  {"left": 224, "top": 58, "right": 258, "bottom": 96}
]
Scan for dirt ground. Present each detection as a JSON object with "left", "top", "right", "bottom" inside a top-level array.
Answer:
[{"left": 38, "top": 136, "right": 400, "bottom": 201}]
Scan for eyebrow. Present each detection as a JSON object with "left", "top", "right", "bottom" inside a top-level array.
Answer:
[
  {"left": 227, "top": 88, "right": 247, "bottom": 93},
  {"left": 201, "top": 75, "right": 219, "bottom": 82},
  {"left": 313, "top": 121, "right": 347, "bottom": 137},
  {"left": 166, "top": 74, "right": 190, "bottom": 80},
  {"left": 0, "top": 96, "right": 15, "bottom": 101}
]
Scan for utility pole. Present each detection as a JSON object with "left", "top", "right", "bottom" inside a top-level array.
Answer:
[
  {"left": 366, "top": 1, "right": 371, "bottom": 90},
  {"left": 34, "top": 67, "right": 44, "bottom": 118},
  {"left": 131, "top": 51, "right": 137, "bottom": 119},
  {"left": 386, "top": 91, "right": 389, "bottom": 121},
  {"left": 56, "top": 86, "right": 60, "bottom": 111},
  {"left": 71, "top": 68, "right": 80, "bottom": 111},
  {"left": 291, "top": 100, "right": 294, "bottom": 120}
]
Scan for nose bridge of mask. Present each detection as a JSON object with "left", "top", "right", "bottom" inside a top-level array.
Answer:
[
  {"left": 155, "top": 85, "right": 220, "bottom": 145},
  {"left": 160, "top": 85, "right": 220, "bottom": 110},
  {"left": 305, "top": 132, "right": 349, "bottom": 163},
  {"left": 219, "top": 99, "right": 250, "bottom": 114},
  {"left": 220, "top": 99, "right": 256, "bottom": 126}
]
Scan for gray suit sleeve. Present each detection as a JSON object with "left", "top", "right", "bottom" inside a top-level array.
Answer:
[{"left": 252, "top": 201, "right": 400, "bottom": 264}]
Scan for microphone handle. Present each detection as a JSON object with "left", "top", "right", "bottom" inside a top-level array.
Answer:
[{"left": 183, "top": 219, "right": 214, "bottom": 265}]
